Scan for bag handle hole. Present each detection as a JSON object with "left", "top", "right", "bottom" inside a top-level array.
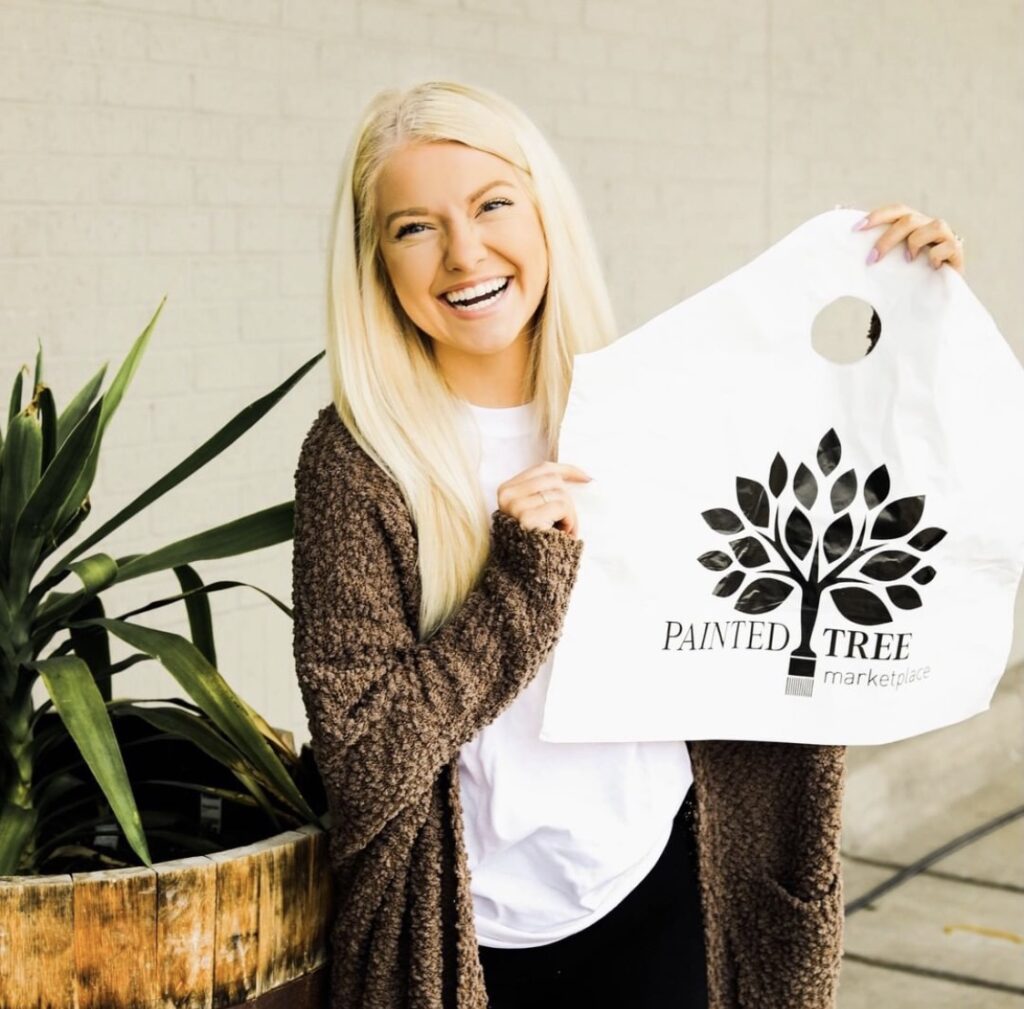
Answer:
[{"left": 811, "top": 295, "right": 882, "bottom": 364}]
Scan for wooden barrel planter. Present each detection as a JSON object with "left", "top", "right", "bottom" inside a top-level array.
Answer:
[{"left": 0, "top": 823, "right": 335, "bottom": 1009}]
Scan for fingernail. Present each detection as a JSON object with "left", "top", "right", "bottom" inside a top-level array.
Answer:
[
  {"left": 866, "top": 247, "right": 879, "bottom": 265},
  {"left": 904, "top": 246, "right": 912, "bottom": 261},
  {"left": 852, "top": 216, "right": 870, "bottom": 231}
]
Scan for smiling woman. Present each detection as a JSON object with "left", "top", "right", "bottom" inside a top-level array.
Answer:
[
  {"left": 373, "top": 141, "right": 551, "bottom": 405},
  {"left": 293, "top": 79, "right": 849, "bottom": 1009}
]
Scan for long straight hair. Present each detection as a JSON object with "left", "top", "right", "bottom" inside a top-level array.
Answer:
[{"left": 325, "top": 80, "right": 617, "bottom": 640}]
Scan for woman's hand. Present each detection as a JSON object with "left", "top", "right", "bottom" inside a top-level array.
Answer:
[
  {"left": 853, "top": 203, "right": 966, "bottom": 276},
  {"left": 497, "top": 461, "right": 593, "bottom": 540}
]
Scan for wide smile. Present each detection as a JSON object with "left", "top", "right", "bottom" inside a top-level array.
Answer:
[{"left": 438, "top": 277, "right": 512, "bottom": 318}]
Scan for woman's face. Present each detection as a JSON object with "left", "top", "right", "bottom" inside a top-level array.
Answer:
[{"left": 374, "top": 140, "right": 549, "bottom": 401}]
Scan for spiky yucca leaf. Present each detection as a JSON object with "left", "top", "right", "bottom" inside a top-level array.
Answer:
[
  {"left": 8, "top": 396, "right": 105, "bottom": 601},
  {"left": 25, "top": 654, "right": 152, "bottom": 869}
]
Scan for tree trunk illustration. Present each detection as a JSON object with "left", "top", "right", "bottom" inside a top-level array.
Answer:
[{"left": 787, "top": 580, "right": 821, "bottom": 696}]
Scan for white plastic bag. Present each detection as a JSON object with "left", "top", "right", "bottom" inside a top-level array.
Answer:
[{"left": 540, "top": 207, "right": 1024, "bottom": 745}]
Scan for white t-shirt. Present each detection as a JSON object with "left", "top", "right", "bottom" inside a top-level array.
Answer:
[{"left": 456, "top": 397, "right": 695, "bottom": 949}]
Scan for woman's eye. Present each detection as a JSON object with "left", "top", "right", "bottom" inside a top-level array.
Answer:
[
  {"left": 395, "top": 221, "right": 425, "bottom": 238},
  {"left": 394, "top": 197, "right": 513, "bottom": 240}
]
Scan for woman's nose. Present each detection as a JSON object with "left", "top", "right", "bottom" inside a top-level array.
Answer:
[{"left": 443, "top": 220, "right": 487, "bottom": 272}]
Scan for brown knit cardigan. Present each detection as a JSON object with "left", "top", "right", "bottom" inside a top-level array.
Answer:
[{"left": 291, "top": 402, "right": 848, "bottom": 1009}]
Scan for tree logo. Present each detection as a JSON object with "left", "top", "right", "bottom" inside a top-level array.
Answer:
[{"left": 697, "top": 428, "right": 947, "bottom": 697}]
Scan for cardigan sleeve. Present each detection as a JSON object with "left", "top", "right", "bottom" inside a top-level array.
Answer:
[{"left": 291, "top": 426, "right": 585, "bottom": 858}]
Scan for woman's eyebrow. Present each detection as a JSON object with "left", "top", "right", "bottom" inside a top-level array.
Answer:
[{"left": 384, "top": 180, "right": 515, "bottom": 229}]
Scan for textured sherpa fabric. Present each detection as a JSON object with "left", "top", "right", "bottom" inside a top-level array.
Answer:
[{"left": 292, "top": 402, "right": 848, "bottom": 1009}]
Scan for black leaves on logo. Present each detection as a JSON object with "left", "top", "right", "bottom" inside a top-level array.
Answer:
[
  {"left": 698, "top": 429, "right": 946, "bottom": 639},
  {"left": 830, "top": 469, "right": 858, "bottom": 513},
  {"left": 784, "top": 508, "right": 813, "bottom": 560},
  {"left": 713, "top": 570, "right": 745, "bottom": 597},
  {"left": 870, "top": 495, "right": 925, "bottom": 540},
  {"left": 734, "top": 577, "right": 794, "bottom": 614},
  {"left": 907, "top": 527, "right": 947, "bottom": 551},
  {"left": 860, "top": 549, "right": 919, "bottom": 582},
  {"left": 864, "top": 464, "right": 890, "bottom": 509},
  {"left": 832, "top": 587, "right": 892, "bottom": 626},
  {"left": 886, "top": 585, "right": 923, "bottom": 610},
  {"left": 702, "top": 508, "right": 744, "bottom": 534},
  {"left": 823, "top": 513, "right": 854, "bottom": 563},
  {"left": 793, "top": 463, "right": 817, "bottom": 510},
  {"left": 817, "top": 428, "right": 842, "bottom": 477},
  {"left": 736, "top": 477, "right": 770, "bottom": 528},
  {"left": 769, "top": 452, "right": 787, "bottom": 498},
  {"left": 729, "top": 536, "right": 771, "bottom": 568},
  {"left": 698, "top": 550, "right": 733, "bottom": 571}
]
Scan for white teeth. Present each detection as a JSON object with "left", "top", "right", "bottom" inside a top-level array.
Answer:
[
  {"left": 450, "top": 286, "right": 506, "bottom": 312},
  {"left": 443, "top": 277, "right": 509, "bottom": 304}
]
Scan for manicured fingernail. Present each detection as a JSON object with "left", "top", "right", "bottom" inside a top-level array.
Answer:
[
  {"left": 866, "top": 248, "right": 879, "bottom": 265},
  {"left": 904, "top": 246, "right": 912, "bottom": 261},
  {"left": 852, "top": 216, "right": 870, "bottom": 231}
]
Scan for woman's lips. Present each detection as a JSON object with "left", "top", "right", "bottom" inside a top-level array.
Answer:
[{"left": 439, "top": 277, "right": 512, "bottom": 318}]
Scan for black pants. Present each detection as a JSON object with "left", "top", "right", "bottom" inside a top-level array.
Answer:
[{"left": 477, "top": 784, "right": 709, "bottom": 1009}]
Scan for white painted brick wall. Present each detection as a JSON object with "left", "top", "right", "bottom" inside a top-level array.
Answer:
[{"left": 2, "top": 0, "right": 1022, "bottom": 757}]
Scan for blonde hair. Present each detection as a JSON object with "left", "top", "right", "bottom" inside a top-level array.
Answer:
[{"left": 325, "top": 80, "right": 617, "bottom": 640}]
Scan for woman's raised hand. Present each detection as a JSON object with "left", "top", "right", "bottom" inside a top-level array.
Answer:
[
  {"left": 854, "top": 203, "right": 966, "bottom": 276},
  {"left": 496, "top": 461, "right": 593, "bottom": 540}
]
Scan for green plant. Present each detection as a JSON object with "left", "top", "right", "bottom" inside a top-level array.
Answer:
[{"left": 0, "top": 297, "right": 327, "bottom": 875}]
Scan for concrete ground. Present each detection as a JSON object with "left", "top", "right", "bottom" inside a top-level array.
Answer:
[{"left": 837, "top": 664, "right": 1024, "bottom": 1007}]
